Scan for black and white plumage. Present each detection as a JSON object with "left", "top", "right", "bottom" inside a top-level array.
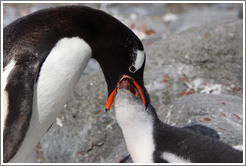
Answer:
[
  {"left": 114, "top": 88, "right": 243, "bottom": 163},
  {"left": 2, "top": 6, "right": 148, "bottom": 163}
]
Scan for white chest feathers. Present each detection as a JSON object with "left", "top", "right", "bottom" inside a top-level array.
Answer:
[
  {"left": 162, "top": 152, "right": 191, "bottom": 163},
  {"left": 114, "top": 89, "right": 155, "bottom": 163},
  {"left": 7, "top": 37, "right": 92, "bottom": 162},
  {"left": 36, "top": 37, "right": 92, "bottom": 124}
]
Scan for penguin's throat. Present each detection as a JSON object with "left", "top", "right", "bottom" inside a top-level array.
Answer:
[
  {"left": 105, "top": 75, "right": 146, "bottom": 112},
  {"left": 119, "top": 78, "right": 137, "bottom": 96}
]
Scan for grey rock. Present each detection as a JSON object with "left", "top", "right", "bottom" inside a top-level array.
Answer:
[
  {"left": 144, "top": 19, "right": 243, "bottom": 108},
  {"left": 238, "top": 7, "right": 243, "bottom": 19},
  {"left": 169, "top": 10, "right": 240, "bottom": 33},
  {"left": 158, "top": 94, "right": 243, "bottom": 146}
]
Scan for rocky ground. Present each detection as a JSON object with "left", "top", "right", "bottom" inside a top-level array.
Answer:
[{"left": 3, "top": 3, "right": 244, "bottom": 163}]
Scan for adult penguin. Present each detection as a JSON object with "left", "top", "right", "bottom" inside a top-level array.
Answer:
[{"left": 2, "top": 6, "right": 148, "bottom": 162}]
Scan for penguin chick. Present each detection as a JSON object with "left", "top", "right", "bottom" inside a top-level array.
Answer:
[{"left": 114, "top": 89, "right": 243, "bottom": 163}]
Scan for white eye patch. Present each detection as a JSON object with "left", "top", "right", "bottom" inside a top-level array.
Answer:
[{"left": 129, "top": 50, "right": 145, "bottom": 73}]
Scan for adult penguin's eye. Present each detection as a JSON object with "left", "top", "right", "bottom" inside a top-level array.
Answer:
[
  {"left": 129, "top": 50, "right": 145, "bottom": 73},
  {"left": 129, "top": 65, "right": 136, "bottom": 73}
]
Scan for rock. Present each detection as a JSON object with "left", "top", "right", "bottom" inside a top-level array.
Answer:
[
  {"left": 238, "top": 6, "right": 243, "bottom": 19},
  {"left": 144, "top": 19, "right": 243, "bottom": 108},
  {"left": 169, "top": 9, "right": 240, "bottom": 33},
  {"left": 158, "top": 94, "right": 243, "bottom": 146}
]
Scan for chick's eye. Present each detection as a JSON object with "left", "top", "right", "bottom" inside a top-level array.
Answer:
[{"left": 129, "top": 50, "right": 145, "bottom": 73}]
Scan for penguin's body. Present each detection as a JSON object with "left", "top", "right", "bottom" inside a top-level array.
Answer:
[
  {"left": 3, "top": 37, "right": 91, "bottom": 162},
  {"left": 114, "top": 88, "right": 243, "bottom": 163},
  {"left": 3, "top": 6, "right": 148, "bottom": 163}
]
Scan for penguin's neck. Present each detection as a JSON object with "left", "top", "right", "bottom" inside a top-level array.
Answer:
[
  {"left": 115, "top": 91, "right": 155, "bottom": 163},
  {"left": 121, "top": 117, "right": 155, "bottom": 163}
]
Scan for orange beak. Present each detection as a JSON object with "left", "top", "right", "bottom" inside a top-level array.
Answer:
[{"left": 104, "top": 75, "right": 146, "bottom": 112}]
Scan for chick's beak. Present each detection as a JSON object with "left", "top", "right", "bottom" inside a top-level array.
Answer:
[{"left": 104, "top": 75, "right": 146, "bottom": 112}]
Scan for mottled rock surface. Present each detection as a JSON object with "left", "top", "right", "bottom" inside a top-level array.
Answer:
[
  {"left": 144, "top": 19, "right": 243, "bottom": 108},
  {"left": 158, "top": 94, "right": 243, "bottom": 146}
]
